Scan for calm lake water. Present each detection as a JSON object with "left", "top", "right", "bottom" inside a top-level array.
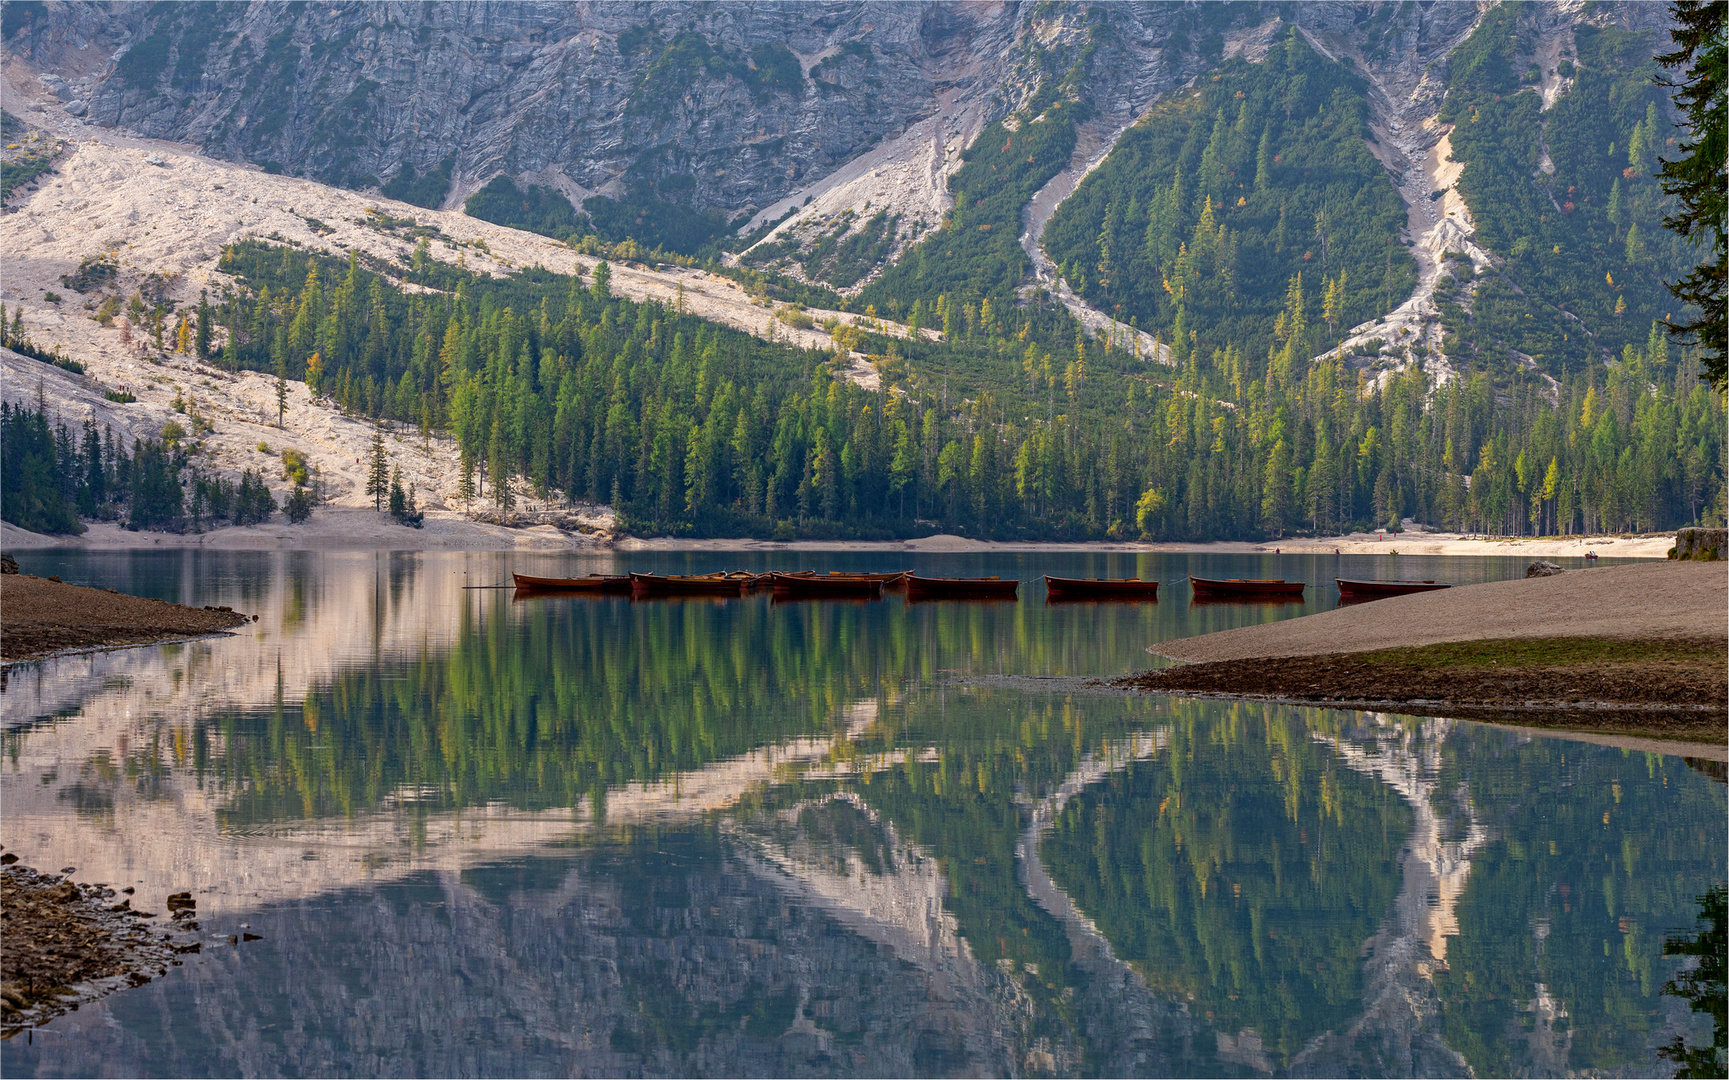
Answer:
[{"left": 2, "top": 549, "right": 1721, "bottom": 1078}]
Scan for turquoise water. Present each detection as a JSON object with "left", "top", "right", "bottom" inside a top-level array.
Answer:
[{"left": 1, "top": 550, "right": 1720, "bottom": 1077}]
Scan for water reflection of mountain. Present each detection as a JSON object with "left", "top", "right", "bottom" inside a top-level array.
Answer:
[
  {"left": 1037, "top": 705, "right": 1414, "bottom": 1071},
  {"left": 12, "top": 835, "right": 1003, "bottom": 1078},
  {"left": 1432, "top": 731, "right": 1727, "bottom": 1076}
]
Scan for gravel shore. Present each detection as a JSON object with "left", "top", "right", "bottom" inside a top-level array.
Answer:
[
  {"left": 0, "top": 574, "right": 251, "bottom": 662},
  {"left": 1, "top": 861, "right": 184, "bottom": 1038}
]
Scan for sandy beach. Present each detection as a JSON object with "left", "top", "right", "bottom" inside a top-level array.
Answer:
[
  {"left": 1129, "top": 562, "right": 1728, "bottom": 748},
  {"left": 1150, "top": 562, "right": 1725, "bottom": 662}
]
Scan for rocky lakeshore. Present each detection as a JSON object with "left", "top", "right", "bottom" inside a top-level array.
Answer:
[
  {"left": 0, "top": 568, "right": 252, "bottom": 662},
  {"left": 0, "top": 860, "right": 186, "bottom": 1037}
]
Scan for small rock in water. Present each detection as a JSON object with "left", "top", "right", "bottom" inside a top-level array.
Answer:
[
  {"left": 225, "top": 934, "right": 239, "bottom": 946},
  {"left": 121, "top": 886, "right": 135, "bottom": 894},
  {"left": 61, "top": 867, "right": 76, "bottom": 874},
  {"left": 1, "top": 853, "right": 18, "bottom": 864},
  {"left": 242, "top": 932, "right": 262, "bottom": 942},
  {"left": 1526, "top": 560, "right": 1563, "bottom": 578}
]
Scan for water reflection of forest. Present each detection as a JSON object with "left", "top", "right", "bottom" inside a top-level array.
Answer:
[{"left": 12, "top": 586, "right": 1722, "bottom": 1076}]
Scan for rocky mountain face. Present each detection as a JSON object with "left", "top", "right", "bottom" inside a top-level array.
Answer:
[
  {"left": 0, "top": 2, "right": 1495, "bottom": 223},
  {"left": 3, "top": 2, "right": 1679, "bottom": 307},
  {"left": 7, "top": 1, "right": 1034, "bottom": 216}
]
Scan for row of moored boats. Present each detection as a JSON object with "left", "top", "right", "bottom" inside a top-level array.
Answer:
[{"left": 510, "top": 571, "right": 1452, "bottom": 602}]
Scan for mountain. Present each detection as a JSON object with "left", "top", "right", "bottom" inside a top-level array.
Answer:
[{"left": 0, "top": 1, "right": 1720, "bottom": 543}]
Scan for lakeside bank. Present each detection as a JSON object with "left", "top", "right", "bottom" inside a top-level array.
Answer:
[
  {"left": 0, "top": 572, "right": 252, "bottom": 663},
  {"left": 1129, "top": 561, "right": 1728, "bottom": 745},
  {"left": 0, "top": 513, "right": 1679, "bottom": 558}
]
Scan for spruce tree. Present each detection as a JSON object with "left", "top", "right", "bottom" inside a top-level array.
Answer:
[
  {"left": 1656, "top": 0, "right": 1726, "bottom": 388},
  {"left": 195, "top": 290, "right": 214, "bottom": 359},
  {"left": 365, "top": 424, "right": 390, "bottom": 511}
]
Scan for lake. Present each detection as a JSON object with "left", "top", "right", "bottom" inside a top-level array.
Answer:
[{"left": 2, "top": 550, "right": 1721, "bottom": 1078}]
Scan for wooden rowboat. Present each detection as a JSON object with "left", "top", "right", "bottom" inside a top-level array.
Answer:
[
  {"left": 629, "top": 572, "right": 746, "bottom": 596},
  {"left": 824, "top": 570, "right": 911, "bottom": 587},
  {"left": 1043, "top": 575, "right": 1159, "bottom": 600},
  {"left": 767, "top": 572, "right": 884, "bottom": 597},
  {"left": 1335, "top": 577, "right": 1452, "bottom": 600},
  {"left": 904, "top": 574, "right": 1019, "bottom": 599},
  {"left": 1188, "top": 575, "right": 1306, "bottom": 599},
  {"left": 512, "top": 572, "right": 631, "bottom": 593}
]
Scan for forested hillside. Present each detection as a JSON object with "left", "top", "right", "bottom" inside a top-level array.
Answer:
[
  {"left": 1042, "top": 31, "right": 1416, "bottom": 368},
  {"left": 1435, "top": 14, "right": 1695, "bottom": 376},
  {"left": 2, "top": 2, "right": 1719, "bottom": 543},
  {"left": 11, "top": 226, "right": 1713, "bottom": 541}
]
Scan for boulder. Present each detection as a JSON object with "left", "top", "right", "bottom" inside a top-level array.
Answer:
[
  {"left": 1672, "top": 527, "right": 1726, "bottom": 561},
  {"left": 1526, "top": 560, "right": 1563, "bottom": 578}
]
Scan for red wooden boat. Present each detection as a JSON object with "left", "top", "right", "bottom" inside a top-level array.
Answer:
[
  {"left": 1335, "top": 577, "right": 1452, "bottom": 600},
  {"left": 904, "top": 574, "right": 1019, "bottom": 599},
  {"left": 1044, "top": 575, "right": 1159, "bottom": 600},
  {"left": 767, "top": 571, "right": 884, "bottom": 597},
  {"left": 629, "top": 572, "right": 747, "bottom": 596},
  {"left": 512, "top": 572, "right": 631, "bottom": 593},
  {"left": 1188, "top": 575, "right": 1306, "bottom": 599},
  {"left": 824, "top": 570, "right": 911, "bottom": 589}
]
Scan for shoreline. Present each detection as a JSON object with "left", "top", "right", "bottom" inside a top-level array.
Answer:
[
  {"left": 2, "top": 514, "right": 1678, "bottom": 558},
  {"left": 1129, "top": 563, "right": 1727, "bottom": 748},
  {"left": 0, "top": 573, "right": 253, "bottom": 663},
  {"left": 0, "top": 862, "right": 194, "bottom": 1038},
  {"left": 1123, "top": 638, "right": 1727, "bottom": 749}
]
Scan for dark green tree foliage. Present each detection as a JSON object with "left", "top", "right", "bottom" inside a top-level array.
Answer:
[
  {"left": 582, "top": 178, "right": 731, "bottom": 256},
  {"left": 1655, "top": 0, "right": 1727, "bottom": 388},
  {"left": 210, "top": 239, "right": 1723, "bottom": 540},
  {"left": 0, "top": 109, "right": 57, "bottom": 203},
  {"left": 463, "top": 176, "right": 581, "bottom": 240},
  {"left": 0, "top": 399, "right": 289, "bottom": 535},
  {"left": 365, "top": 423, "right": 389, "bottom": 511},
  {"left": 625, "top": 30, "right": 804, "bottom": 117},
  {"left": 1039, "top": 709, "right": 1410, "bottom": 1069},
  {"left": 381, "top": 152, "right": 456, "bottom": 210},
  {"left": 1041, "top": 31, "right": 1415, "bottom": 366},
  {"left": 1659, "top": 884, "right": 1727, "bottom": 1078},
  {"left": 1439, "top": 12, "right": 1699, "bottom": 375},
  {"left": 0, "top": 401, "right": 82, "bottom": 534},
  {"left": 127, "top": 439, "right": 184, "bottom": 530}
]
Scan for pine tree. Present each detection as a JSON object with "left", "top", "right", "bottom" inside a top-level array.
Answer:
[
  {"left": 275, "top": 361, "right": 289, "bottom": 428},
  {"left": 365, "top": 423, "right": 389, "bottom": 511},
  {"left": 1656, "top": 0, "right": 1727, "bottom": 388},
  {"left": 195, "top": 290, "right": 214, "bottom": 359},
  {"left": 458, "top": 448, "right": 476, "bottom": 511}
]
